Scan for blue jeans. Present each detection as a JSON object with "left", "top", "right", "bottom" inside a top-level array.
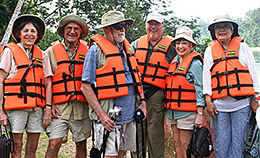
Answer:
[{"left": 213, "top": 106, "right": 251, "bottom": 158}]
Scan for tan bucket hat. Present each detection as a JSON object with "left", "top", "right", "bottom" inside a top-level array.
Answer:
[
  {"left": 57, "top": 14, "right": 89, "bottom": 39},
  {"left": 172, "top": 26, "right": 197, "bottom": 46},
  {"left": 95, "top": 10, "right": 134, "bottom": 29},
  {"left": 12, "top": 14, "right": 46, "bottom": 44},
  {"left": 208, "top": 14, "right": 239, "bottom": 40}
]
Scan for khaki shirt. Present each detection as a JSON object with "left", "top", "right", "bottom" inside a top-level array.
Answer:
[{"left": 45, "top": 40, "right": 88, "bottom": 120}]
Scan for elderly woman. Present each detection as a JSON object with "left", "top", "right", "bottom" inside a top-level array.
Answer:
[
  {"left": 165, "top": 26, "right": 205, "bottom": 158},
  {"left": 203, "top": 14, "right": 260, "bottom": 158},
  {"left": 0, "top": 15, "right": 53, "bottom": 157}
]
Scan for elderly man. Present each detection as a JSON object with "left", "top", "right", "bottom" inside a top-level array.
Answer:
[
  {"left": 81, "top": 10, "right": 146, "bottom": 158},
  {"left": 45, "top": 14, "right": 91, "bottom": 158},
  {"left": 131, "top": 12, "right": 177, "bottom": 158}
]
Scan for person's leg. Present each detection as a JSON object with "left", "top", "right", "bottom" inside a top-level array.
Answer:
[
  {"left": 45, "top": 138, "right": 63, "bottom": 158},
  {"left": 24, "top": 132, "right": 40, "bottom": 158},
  {"left": 75, "top": 139, "right": 87, "bottom": 158},
  {"left": 231, "top": 106, "right": 250, "bottom": 158},
  {"left": 179, "top": 129, "right": 193, "bottom": 158},
  {"left": 45, "top": 118, "right": 69, "bottom": 158},
  {"left": 12, "top": 133, "right": 23, "bottom": 158},
  {"left": 213, "top": 111, "right": 231, "bottom": 158},
  {"left": 146, "top": 90, "right": 165, "bottom": 158},
  {"left": 171, "top": 125, "right": 183, "bottom": 158},
  {"left": 117, "top": 150, "right": 125, "bottom": 158},
  {"left": 6, "top": 110, "right": 30, "bottom": 158}
]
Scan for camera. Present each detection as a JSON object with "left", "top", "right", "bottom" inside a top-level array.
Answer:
[
  {"left": 134, "top": 109, "right": 145, "bottom": 122},
  {"left": 108, "top": 106, "right": 122, "bottom": 120}
]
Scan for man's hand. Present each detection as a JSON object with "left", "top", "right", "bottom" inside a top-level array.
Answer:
[
  {"left": 43, "top": 106, "right": 52, "bottom": 128},
  {"left": 137, "top": 100, "right": 147, "bottom": 120},
  {"left": 51, "top": 104, "right": 61, "bottom": 119},
  {"left": 0, "top": 110, "right": 8, "bottom": 125},
  {"left": 99, "top": 112, "right": 115, "bottom": 132}
]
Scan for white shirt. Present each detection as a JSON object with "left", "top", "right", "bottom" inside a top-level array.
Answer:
[{"left": 203, "top": 42, "right": 260, "bottom": 112}]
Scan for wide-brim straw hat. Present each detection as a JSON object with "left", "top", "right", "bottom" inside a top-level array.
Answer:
[
  {"left": 208, "top": 14, "right": 239, "bottom": 40},
  {"left": 57, "top": 14, "right": 89, "bottom": 39},
  {"left": 12, "top": 14, "right": 46, "bottom": 44},
  {"left": 172, "top": 26, "right": 197, "bottom": 47},
  {"left": 95, "top": 10, "right": 134, "bottom": 29}
]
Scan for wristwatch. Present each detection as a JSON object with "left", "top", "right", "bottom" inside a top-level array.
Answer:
[{"left": 253, "top": 95, "right": 260, "bottom": 102}]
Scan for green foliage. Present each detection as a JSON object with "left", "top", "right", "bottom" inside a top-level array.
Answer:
[
  {"left": 238, "top": 7, "right": 260, "bottom": 47},
  {"left": 1, "top": 0, "right": 206, "bottom": 51},
  {"left": 0, "top": 0, "right": 18, "bottom": 40}
]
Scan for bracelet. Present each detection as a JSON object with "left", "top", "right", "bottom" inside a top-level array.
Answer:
[
  {"left": 140, "top": 98, "right": 146, "bottom": 102},
  {"left": 45, "top": 104, "right": 52, "bottom": 108}
]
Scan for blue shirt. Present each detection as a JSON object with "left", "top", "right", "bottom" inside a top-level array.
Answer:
[
  {"left": 82, "top": 43, "right": 136, "bottom": 124},
  {"left": 165, "top": 53, "right": 205, "bottom": 120}
]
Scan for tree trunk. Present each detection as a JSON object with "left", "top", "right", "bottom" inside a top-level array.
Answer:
[{"left": 1, "top": 0, "right": 25, "bottom": 46}]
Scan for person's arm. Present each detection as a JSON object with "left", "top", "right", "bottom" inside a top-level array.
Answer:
[
  {"left": 136, "top": 91, "right": 147, "bottom": 120},
  {"left": 0, "top": 69, "right": 8, "bottom": 125},
  {"left": 81, "top": 44, "right": 115, "bottom": 131},
  {"left": 43, "top": 76, "right": 52, "bottom": 128},
  {"left": 81, "top": 82, "right": 115, "bottom": 131}
]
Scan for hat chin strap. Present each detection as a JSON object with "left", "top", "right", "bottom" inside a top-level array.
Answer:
[{"left": 109, "top": 26, "right": 122, "bottom": 49}]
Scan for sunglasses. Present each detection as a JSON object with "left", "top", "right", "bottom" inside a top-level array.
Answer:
[{"left": 112, "top": 23, "right": 129, "bottom": 30}]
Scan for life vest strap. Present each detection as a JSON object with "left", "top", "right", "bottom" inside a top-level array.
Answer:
[
  {"left": 135, "top": 48, "right": 167, "bottom": 55},
  {"left": 4, "top": 92, "right": 46, "bottom": 101},
  {"left": 210, "top": 56, "right": 238, "bottom": 72},
  {"left": 57, "top": 60, "right": 84, "bottom": 65},
  {"left": 137, "top": 62, "right": 168, "bottom": 71},
  {"left": 212, "top": 84, "right": 254, "bottom": 93},
  {"left": 166, "top": 72, "right": 186, "bottom": 77},
  {"left": 95, "top": 82, "right": 140, "bottom": 90}
]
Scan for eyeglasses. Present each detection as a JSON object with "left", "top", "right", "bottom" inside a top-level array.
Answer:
[
  {"left": 112, "top": 23, "right": 128, "bottom": 30},
  {"left": 147, "top": 21, "right": 161, "bottom": 27},
  {"left": 214, "top": 24, "right": 232, "bottom": 30},
  {"left": 64, "top": 26, "right": 82, "bottom": 33}
]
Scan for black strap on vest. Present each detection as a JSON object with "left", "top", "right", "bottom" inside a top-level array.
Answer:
[
  {"left": 4, "top": 59, "right": 45, "bottom": 104},
  {"left": 212, "top": 68, "right": 253, "bottom": 94},
  {"left": 210, "top": 56, "right": 238, "bottom": 72}
]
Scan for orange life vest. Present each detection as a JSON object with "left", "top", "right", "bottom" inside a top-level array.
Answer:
[
  {"left": 210, "top": 36, "right": 255, "bottom": 100},
  {"left": 3, "top": 43, "right": 45, "bottom": 110},
  {"left": 165, "top": 52, "right": 203, "bottom": 111},
  {"left": 51, "top": 40, "right": 88, "bottom": 104},
  {"left": 135, "top": 35, "right": 173, "bottom": 89},
  {"left": 90, "top": 34, "right": 143, "bottom": 100}
]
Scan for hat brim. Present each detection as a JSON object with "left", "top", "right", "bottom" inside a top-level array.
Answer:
[
  {"left": 57, "top": 15, "right": 89, "bottom": 39},
  {"left": 12, "top": 14, "right": 46, "bottom": 44},
  {"left": 208, "top": 19, "right": 239, "bottom": 40},
  {"left": 172, "top": 34, "right": 197, "bottom": 47},
  {"left": 95, "top": 19, "right": 134, "bottom": 29}
]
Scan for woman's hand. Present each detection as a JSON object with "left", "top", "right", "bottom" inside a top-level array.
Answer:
[
  {"left": 195, "top": 114, "right": 204, "bottom": 128},
  {"left": 43, "top": 106, "right": 52, "bottom": 128},
  {"left": 0, "top": 110, "right": 8, "bottom": 125}
]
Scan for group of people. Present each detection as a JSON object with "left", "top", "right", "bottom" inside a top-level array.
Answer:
[{"left": 0, "top": 9, "right": 259, "bottom": 158}]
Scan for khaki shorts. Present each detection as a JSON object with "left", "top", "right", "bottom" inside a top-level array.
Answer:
[
  {"left": 93, "top": 120, "right": 136, "bottom": 156},
  {"left": 6, "top": 109, "right": 44, "bottom": 133},
  {"left": 166, "top": 112, "right": 196, "bottom": 130},
  {"left": 46, "top": 116, "right": 92, "bottom": 142}
]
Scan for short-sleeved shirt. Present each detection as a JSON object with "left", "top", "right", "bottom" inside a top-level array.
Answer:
[
  {"left": 82, "top": 42, "right": 136, "bottom": 124},
  {"left": 0, "top": 43, "right": 53, "bottom": 111},
  {"left": 131, "top": 36, "right": 177, "bottom": 98},
  {"left": 45, "top": 40, "right": 88, "bottom": 120},
  {"left": 165, "top": 53, "right": 205, "bottom": 120}
]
